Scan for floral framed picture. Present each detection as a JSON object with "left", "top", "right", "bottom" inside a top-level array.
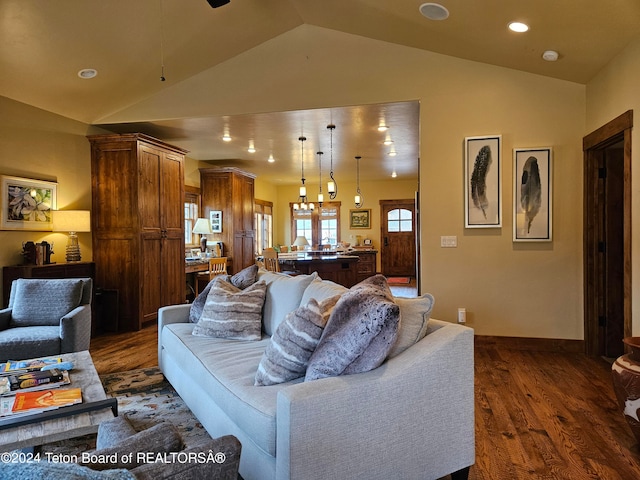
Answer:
[
  {"left": 513, "top": 147, "right": 553, "bottom": 242},
  {"left": 0, "top": 176, "right": 57, "bottom": 231},
  {"left": 349, "top": 209, "right": 371, "bottom": 229},
  {"left": 464, "top": 135, "right": 502, "bottom": 228}
]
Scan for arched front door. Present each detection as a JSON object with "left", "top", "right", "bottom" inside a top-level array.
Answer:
[{"left": 380, "top": 199, "right": 416, "bottom": 277}]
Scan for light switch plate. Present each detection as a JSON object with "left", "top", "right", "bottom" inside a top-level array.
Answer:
[{"left": 440, "top": 236, "right": 457, "bottom": 248}]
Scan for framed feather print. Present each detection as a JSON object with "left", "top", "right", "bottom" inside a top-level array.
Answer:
[
  {"left": 513, "top": 147, "right": 552, "bottom": 242},
  {"left": 464, "top": 135, "right": 502, "bottom": 228}
]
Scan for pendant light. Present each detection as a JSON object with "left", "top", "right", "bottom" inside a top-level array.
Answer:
[
  {"left": 293, "top": 136, "right": 314, "bottom": 212},
  {"left": 354, "top": 155, "right": 364, "bottom": 208},
  {"left": 327, "top": 124, "right": 338, "bottom": 199},
  {"left": 317, "top": 151, "right": 324, "bottom": 207}
]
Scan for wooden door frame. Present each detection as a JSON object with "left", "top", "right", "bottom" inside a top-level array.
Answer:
[
  {"left": 583, "top": 110, "right": 633, "bottom": 356},
  {"left": 379, "top": 199, "right": 418, "bottom": 277}
]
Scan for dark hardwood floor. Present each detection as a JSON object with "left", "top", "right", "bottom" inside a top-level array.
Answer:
[{"left": 89, "top": 326, "right": 640, "bottom": 479}]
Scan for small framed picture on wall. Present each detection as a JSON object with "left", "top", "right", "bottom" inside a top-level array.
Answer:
[{"left": 210, "top": 210, "right": 222, "bottom": 233}]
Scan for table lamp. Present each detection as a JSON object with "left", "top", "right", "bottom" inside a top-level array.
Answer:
[
  {"left": 293, "top": 235, "right": 310, "bottom": 251},
  {"left": 52, "top": 210, "right": 91, "bottom": 262},
  {"left": 192, "top": 218, "right": 213, "bottom": 252}
]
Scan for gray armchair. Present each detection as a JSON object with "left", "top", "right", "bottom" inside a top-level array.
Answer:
[{"left": 0, "top": 277, "right": 92, "bottom": 362}]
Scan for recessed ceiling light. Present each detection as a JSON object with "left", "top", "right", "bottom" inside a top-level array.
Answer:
[
  {"left": 77, "top": 68, "right": 97, "bottom": 79},
  {"left": 508, "top": 22, "right": 529, "bottom": 33},
  {"left": 419, "top": 3, "right": 449, "bottom": 21},
  {"left": 542, "top": 50, "right": 559, "bottom": 62}
]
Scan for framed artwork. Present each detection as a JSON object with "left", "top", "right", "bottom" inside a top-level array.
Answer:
[
  {"left": 349, "top": 209, "right": 371, "bottom": 229},
  {"left": 464, "top": 135, "right": 502, "bottom": 228},
  {"left": 0, "top": 175, "right": 57, "bottom": 231},
  {"left": 210, "top": 210, "right": 223, "bottom": 233},
  {"left": 513, "top": 147, "right": 553, "bottom": 242}
]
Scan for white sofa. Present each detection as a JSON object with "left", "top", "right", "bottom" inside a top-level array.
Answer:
[{"left": 158, "top": 272, "right": 475, "bottom": 480}]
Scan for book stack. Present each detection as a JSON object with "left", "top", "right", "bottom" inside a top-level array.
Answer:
[{"left": 0, "top": 357, "right": 82, "bottom": 418}]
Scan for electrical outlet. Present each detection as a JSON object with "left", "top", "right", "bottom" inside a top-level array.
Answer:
[{"left": 457, "top": 307, "right": 466, "bottom": 323}]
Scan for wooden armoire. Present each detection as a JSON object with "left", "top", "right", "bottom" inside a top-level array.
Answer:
[
  {"left": 200, "top": 167, "right": 256, "bottom": 274},
  {"left": 88, "top": 134, "right": 187, "bottom": 331}
]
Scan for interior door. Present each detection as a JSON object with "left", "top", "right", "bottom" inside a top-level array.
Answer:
[{"left": 380, "top": 200, "right": 416, "bottom": 277}]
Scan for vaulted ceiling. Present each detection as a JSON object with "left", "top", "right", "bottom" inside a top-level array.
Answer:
[{"left": 2, "top": 0, "right": 639, "bottom": 184}]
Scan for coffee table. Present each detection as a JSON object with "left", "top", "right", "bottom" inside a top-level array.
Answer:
[{"left": 0, "top": 350, "right": 117, "bottom": 452}]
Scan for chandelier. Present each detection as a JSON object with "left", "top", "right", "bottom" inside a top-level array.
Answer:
[{"left": 293, "top": 136, "right": 314, "bottom": 212}]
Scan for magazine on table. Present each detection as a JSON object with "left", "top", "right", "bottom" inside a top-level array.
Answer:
[
  {"left": 0, "top": 357, "right": 63, "bottom": 375},
  {"left": 1, "top": 387, "right": 82, "bottom": 417}
]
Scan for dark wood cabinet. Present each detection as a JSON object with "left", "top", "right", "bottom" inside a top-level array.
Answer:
[
  {"left": 351, "top": 250, "right": 378, "bottom": 283},
  {"left": 200, "top": 168, "right": 256, "bottom": 274},
  {"left": 88, "top": 134, "right": 186, "bottom": 331}
]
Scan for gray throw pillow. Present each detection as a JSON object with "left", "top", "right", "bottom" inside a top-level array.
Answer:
[
  {"left": 387, "top": 293, "right": 435, "bottom": 358},
  {"left": 189, "top": 264, "right": 259, "bottom": 323},
  {"left": 305, "top": 275, "right": 400, "bottom": 381},
  {"left": 254, "top": 294, "right": 341, "bottom": 386},
  {"left": 10, "top": 278, "right": 84, "bottom": 327},
  {"left": 193, "top": 278, "right": 266, "bottom": 341}
]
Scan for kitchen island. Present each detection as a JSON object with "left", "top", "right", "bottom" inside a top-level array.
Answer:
[{"left": 278, "top": 253, "right": 360, "bottom": 288}]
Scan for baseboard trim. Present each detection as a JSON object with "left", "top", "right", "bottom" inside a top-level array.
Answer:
[{"left": 475, "top": 335, "right": 585, "bottom": 353}]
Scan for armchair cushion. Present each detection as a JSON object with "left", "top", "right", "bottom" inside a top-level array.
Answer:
[{"left": 10, "top": 278, "right": 84, "bottom": 327}]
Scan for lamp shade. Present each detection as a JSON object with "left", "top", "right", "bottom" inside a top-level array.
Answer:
[
  {"left": 52, "top": 210, "right": 91, "bottom": 232},
  {"left": 293, "top": 236, "right": 310, "bottom": 247},
  {"left": 192, "top": 218, "right": 213, "bottom": 235}
]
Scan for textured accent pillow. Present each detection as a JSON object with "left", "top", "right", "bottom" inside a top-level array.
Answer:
[
  {"left": 192, "top": 278, "right": 266, "bottom": 340},
  {"left": 257, "top": 270, "right": 318, "bottom": 336},
  {"left": 189, "top": 264, "right": 259, "bottom": 323},
  {"left": 305, "top": 275, "right": 400, "bottom": 381},
  {"left": 387, "top": 293, "right": 435, "bottom": 358},
  {"left": 10, "top": 278, "right": 84, "bottom": 327},
  {"left": 254, "top": 294, "right": 341, "bottom": 386}
]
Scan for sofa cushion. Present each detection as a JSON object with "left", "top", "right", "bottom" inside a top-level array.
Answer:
[
  {"left": 189, "top": 264, "right": 259, "bottom": 323},
  {"left": 10, "top": 278, "right": 84, "bottom": 327},
  {"left": 300, "top": 277, "right": 348, "bottom": 305},
  {"left": 257, "top": 270, "right": 318, "bottom": 335},
  {"left": 1, "top": 462, "right": 135, "bottom": 480},
  {"left": 254, "top": 294, "right": 341, "bottom": 386},
  {"left": 193, "top": 278, "right": 266, "bottom": 341},
  {"left": 161, "top": 323, "right": 292, "bottom": 456},
  {"left": 388, "top": 293, "right": 435, "bottom": 358},
  {"left": 305, "top": 275, "right": 400, "bottom": 381}
]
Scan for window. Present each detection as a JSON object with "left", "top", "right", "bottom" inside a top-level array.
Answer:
[
  {"left": 184, "top": 187, "right": 201, "bottom": 246},
  {"left": 255, "top": 199, "right": 273, "bottom": 255},
  {"left": 387, "top": 208, "right": 413, "bottom": 232},
  {"left": 290, "top": 202, "right": 341, "bottom": 247}
]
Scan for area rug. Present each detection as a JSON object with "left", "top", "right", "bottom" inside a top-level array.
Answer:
[
  {"left": 39, "top": 367, "right": 210, "bottom": 456},
  {"left": 386, "top": 276, "right": 411, "bottom": 285}
]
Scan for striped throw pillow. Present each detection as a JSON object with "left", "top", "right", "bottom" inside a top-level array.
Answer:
[
  {"left": 254, "top": 294, "right": 341, "bottom": 386},
  {"left": 193, "top": 278, "right": 266, "bottom": 341}
]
